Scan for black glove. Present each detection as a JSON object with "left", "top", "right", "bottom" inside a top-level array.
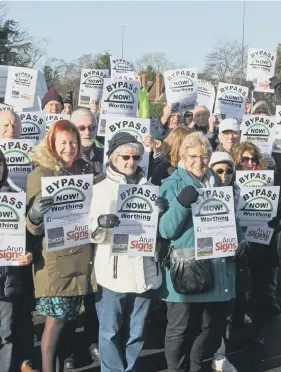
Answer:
[
  {"left": 269, "top": 76, "right": 281, "bottom": 104},
  {"left": 177, "top": 186, "right": 199, "bottom": 208},
  {"left": 233, "top": 241, "right": 248, "bottom": 262},
  {"left": 28, "top": 196, "right": 54, "bottom": 225},
  {"left": 98, "top": 214, "right": 120, "bottom": 228},
  {"left": 155, "top": 197, "right": 169, "bottom": 216},
  {"left": 268, "top": 216, "right": 280, "bottom": 230}
]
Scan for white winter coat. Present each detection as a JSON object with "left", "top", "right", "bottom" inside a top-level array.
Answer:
[{"left": 91, "top": 166, "right": 162, "bottom": 294}]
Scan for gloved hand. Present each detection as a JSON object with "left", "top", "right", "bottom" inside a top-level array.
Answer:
[
  {"left": 155, "top": 197, "right": 169, "bottom": 215},
  {"left": 233, "top": 241, "right": 248, "bottom": 262},
  {"left": 177, "top": 186, "right": 199, "bottom": 208},
  {"left": 268, "top": 216, "right": 280, "bottom": 230},
  {"left": 28, "top": 196, "right": 54, "bottom": 225},
  {"left": 269, "top": 76, "right": 281, "bottom": 104},
  {"left": 98, "top": 214, "right": 120, "bottom": 228}
]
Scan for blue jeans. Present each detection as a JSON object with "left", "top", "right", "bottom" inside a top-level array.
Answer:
[
  {"left": 0, "top": 300, "right": 13, "bottom": 372},
  {"left": 95, "top": 286, "right": 152, "bottom": 372}
]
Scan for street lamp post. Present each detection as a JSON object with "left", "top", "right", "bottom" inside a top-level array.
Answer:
[{"left": 121, "top": 24, "right": 129, "bottom": 59}]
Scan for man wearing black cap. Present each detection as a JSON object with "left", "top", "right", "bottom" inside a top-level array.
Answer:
[
  {"left": 41, "top": 88, "right": 64, "bottom": 114},
  {"left": 62, "top": 98, "right": 73, "bottom": 115}
]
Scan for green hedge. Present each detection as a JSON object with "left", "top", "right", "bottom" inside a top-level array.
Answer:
[{"left": 150, "top": 102, "right": 165, "bottom": 120}]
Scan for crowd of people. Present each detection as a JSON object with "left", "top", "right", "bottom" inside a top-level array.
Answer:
[{"left": 1, "top": 76, "right": 281, "bottom": 372}]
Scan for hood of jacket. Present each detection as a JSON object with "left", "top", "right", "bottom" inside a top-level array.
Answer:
[{"left": 29, "top": 140, "right": 65, "bottom": 174}]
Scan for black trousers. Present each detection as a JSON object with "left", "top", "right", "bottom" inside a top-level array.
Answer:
[
  {"left": 83, "top": 293, "right": 99, "bottom": 346},
  {"left": 165, "top": 301, "right": 230, "bottom": 372}
]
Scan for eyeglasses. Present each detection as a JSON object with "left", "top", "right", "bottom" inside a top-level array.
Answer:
[
  {"left": 221, "top": 131, "right": 239, "bottom": 137},
  {"left": 215, "top": 168, "right": 233, "bottom": 175},
  {"left": 78, "top": 125, "right": 95, "bottom": 132},
  {"left": 46, "top": 103, "right": 62, "bottom": 109},
  {"left": 187, "top": 155, "right": 209, "bottom": 162},
  {"left": 118, "top": 155, "right": 140, "bottom": 161},
  {"left": 241, "top": 156, "right": 260, "bottom": 165},
  {"left": 185, "top": 114, "right": 193, "bottom": 118}
]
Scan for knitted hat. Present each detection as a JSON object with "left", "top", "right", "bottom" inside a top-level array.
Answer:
[
  {"left": 41, "top": 88, "right": 64, "bottom": 110},
  {"left": 107, "top": 132, "right": 142, "bottom": 157},
  {"left": 251, "top": 101, "right": 271, "bottom": 116},
  {"left": 209, "top": 152, "right": 235, "bottom": 168},
  {"left": 219, "top": 118, "right": 239, "bottom": 133},
  {"left": 63, "top": 97, "right": 72, "bottom": 105}
]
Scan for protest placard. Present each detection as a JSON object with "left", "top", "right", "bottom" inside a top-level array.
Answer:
[
  {"left": 246, "top": 48, "right": 276, "bottom": 93},
  {"left": 214, "top": 83, "right": 248, "bottom": 121},
  {"left": 110, "top": 57, "right": 136, "bottom": 80},
  {"left": 42, "top": 175, "right": 93, "bottom": 252},
  {"left": 196, "top": 79, "right": 216, "bottom": 112},
  {"left": 4, "top": 66, "right": 38, "bottom": 109},
  {"left": 78, "top": 69, "right": 109, "bottom": 108},
  {"left": 0, "top": 192, "right": 26, "bottom": 266},
  {"left": 111, "top": 184, "right": 159, "bottom": 257},
  {"left": 273, "top": 105, "right": 281, "bottom": 153},
  {"left": 0, "top": 103, "right": 14, "bottom": 112},
  {"left": 191, "top": 187, "right": 238, "bottom": 259},
  {"left": 103, "top": 116, "right": 150, "bottom": 177},
  {"left": 236, "top": 186, "right": 280, "bottom": 223},
  {"left": 18, "top": 111, "right": 46, "bottom": 142},
  {"left": 45, "top": 114, "right": 71, "bottom": 133},
  {"left": 245, "top": 225, "right": 274, "bottom": 245},
  {"left": 0, "top": 139, "right": 34, "bottom": 190},
  {"left": 235, "top": 170, "right": 274, "bottom": 187},
  {"left": 240, "top": 115, "right": 276, "bottom": 155},
  {"left": 164, "top": 68, "right": 198, "bottom": 112}
]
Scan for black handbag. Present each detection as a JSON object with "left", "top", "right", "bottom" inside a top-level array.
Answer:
[{"left": 169, "top": 247, "right": 213, "bottom": 295}]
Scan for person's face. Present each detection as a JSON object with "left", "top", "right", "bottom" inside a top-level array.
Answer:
[
  {"left": 168, "top": 113, "right": 181, "bottom": 130},
  {"left": 0, "top": 161, "right": 4, "bottom": 182},
  {"left": 54, "top": 131, "right": 78, "bottom": 168},
  {"left": 184, "top": 146, "right": 209, "bottom": 179},
  {"left": 63, "top": 103, "right": 73, "bottom": 115},
  {"left": 0, "top": 112, "right": 21, "bottom": 139},
  {"left": 44, "top": 100, "right": 63, "bottom": 114},
  {"left": 240, "top": 150, "right": 260, "bottom": 170},
  {"left": 113, "top": 146, "right": 141, "bottom": 176},
  {"left": 245, "top": 100, "right": 251, "bottom": 113},
  {"left": 185, "top": 113, "right": 193, "bottom": 126},
  {"left": 212, "top": 163, "right": 234, "bottom": 186},
  {"left": 193, "top": 109, "right": 209, "bottom": 127},
  {"left": 73, "top": 115, "right": 96, "bottom": 149},
  {"left": 219, "top": 130, "right": 240, "bottom": 152}
]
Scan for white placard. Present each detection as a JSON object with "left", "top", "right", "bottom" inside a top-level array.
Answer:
[
  {"left": 164, "top": 68, "right": 198, "bottom": 112},
  {"left": 245, "top": 225, "right": 274, "bottom": 245},
  {"left": 45, "top": 114, "right": 71, "bottom": 133},
  {"left": 235, "top": 170, "right": 274, "bottom": 188},
  {"left": 246, "top": 48, "right": 276, "bottom": 93},
  {"left": 78, "top": 69, "right": 109, "bottom": 108},
  {"left": 110, "top": 57, "right": 136, "bottom": 80},
  {"left": 214, "top": 83, "right": 249, "bottom": 121},
  {"left": 273, "top": 105, "right": 281, "bottom": 153},
  {"left": 191, "top": 187, "right": 238, "bottom": 259},
  {"left": 111, "top": 184, "right": 159, "bottom": 257},
  {"left": 103, "top": 116, "right": 150, "bottom": 178},
  {"left": 0, "top": 192, "right": 26, "bottom": 266},
  {"left": 0, "top": 104, "right": 14, "bottom": 112},
  {"left": 42, "top": 175, "right": 93, "bottom": 252},
  {"left": 236, "top": 186, "right": 280, "bottom": 223},
  {"left": 18, "top": 111, "right": 46, "bottom": 142},
  {"left": 0, "top": 139, "right": 35, "bottom": 190},
  {"left": 4, "top": 66, "right": 38, "bottom": 108},
  {"left": 196, "top": 79, "right": 216, "bottom": 113},
  {"left": 240, "top": 115, "right": 276, "bottom": 155}
]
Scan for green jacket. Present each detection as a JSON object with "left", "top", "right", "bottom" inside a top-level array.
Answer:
[
  {"left": 26, "top": 142, "right": 97, "bottom": 298},
  {"left": 159, "top": 165, "right": 236, "bottom": 303}
]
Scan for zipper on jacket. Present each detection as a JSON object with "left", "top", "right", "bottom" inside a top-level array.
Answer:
[{"left": 113, "top": 256, "right": 118, "bottom": 279}]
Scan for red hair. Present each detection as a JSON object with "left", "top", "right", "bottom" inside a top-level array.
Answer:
[{"left": 46, "top": 120, "right": 81, "bottom": 160}]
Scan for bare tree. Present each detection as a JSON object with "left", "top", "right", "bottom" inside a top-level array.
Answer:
[
  {"left": 135, "top": 52, "right": 175, "bottom": 74},
  {"left": 204, "top": 39, "right": 248, "bottom": 84}
]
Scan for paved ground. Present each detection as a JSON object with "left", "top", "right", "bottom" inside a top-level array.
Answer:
[{"left": 32, "top": 306, "right": 281, "bottom": 372}]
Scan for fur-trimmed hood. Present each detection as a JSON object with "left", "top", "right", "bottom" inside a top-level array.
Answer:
[{"left": 29, "top": 139, "right": 65, "bottom": 174}]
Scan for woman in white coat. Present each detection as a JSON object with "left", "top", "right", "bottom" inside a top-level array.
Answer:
[{"left": 91, "top": 132, "right": 165, "bottom": 372}]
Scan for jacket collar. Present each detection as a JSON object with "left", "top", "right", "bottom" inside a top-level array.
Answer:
[{"left": 106, "top": 166, "right": 146, "bottom": 185}]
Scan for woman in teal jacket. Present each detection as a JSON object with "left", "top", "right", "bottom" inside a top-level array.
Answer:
[{"left": 158, "top": 132, "right": 246, "bottom": 372}]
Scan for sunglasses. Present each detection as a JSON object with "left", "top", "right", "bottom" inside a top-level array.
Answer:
[
  {"left": 241, "top": 156, "right": 260, "bottom": 165},
  {"left": 215, "top": 168, "right": 233, "bottom": 175},
  {"left": 118, "top": 155, "right": 140, "bottom": 161},
  {"left": 78, "top": 125, "right": 95, "bottom": 132}
]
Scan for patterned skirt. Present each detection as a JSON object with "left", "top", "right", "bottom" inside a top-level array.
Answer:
[{"left": 36, "top": 296, "right": 83, "bottom": 320}]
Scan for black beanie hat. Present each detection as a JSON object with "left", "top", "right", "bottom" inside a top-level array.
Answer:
[
  {"left": 107, "top": 132, "right": 142, "bottom": 157},
  {"left": 63, "top": 97, "right": 72, "bottom": 105},
  {"left": 41, "top": 88, "right": 64, "bottom": 110}
]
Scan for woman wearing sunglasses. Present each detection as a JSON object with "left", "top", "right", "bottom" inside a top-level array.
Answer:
[
  {"left": 90, "top": 132, "right": 164, "bottom": 372},
  {"left": 209, "top": 152, "right": 235, "bottom": 186},
  {"left": 232, "top": 141, "right": 281, "bottom": 346}
]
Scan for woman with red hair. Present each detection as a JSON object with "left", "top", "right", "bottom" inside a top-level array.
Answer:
[{"left": 26, "top": 120, "right": 97, "bottom": 372}]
